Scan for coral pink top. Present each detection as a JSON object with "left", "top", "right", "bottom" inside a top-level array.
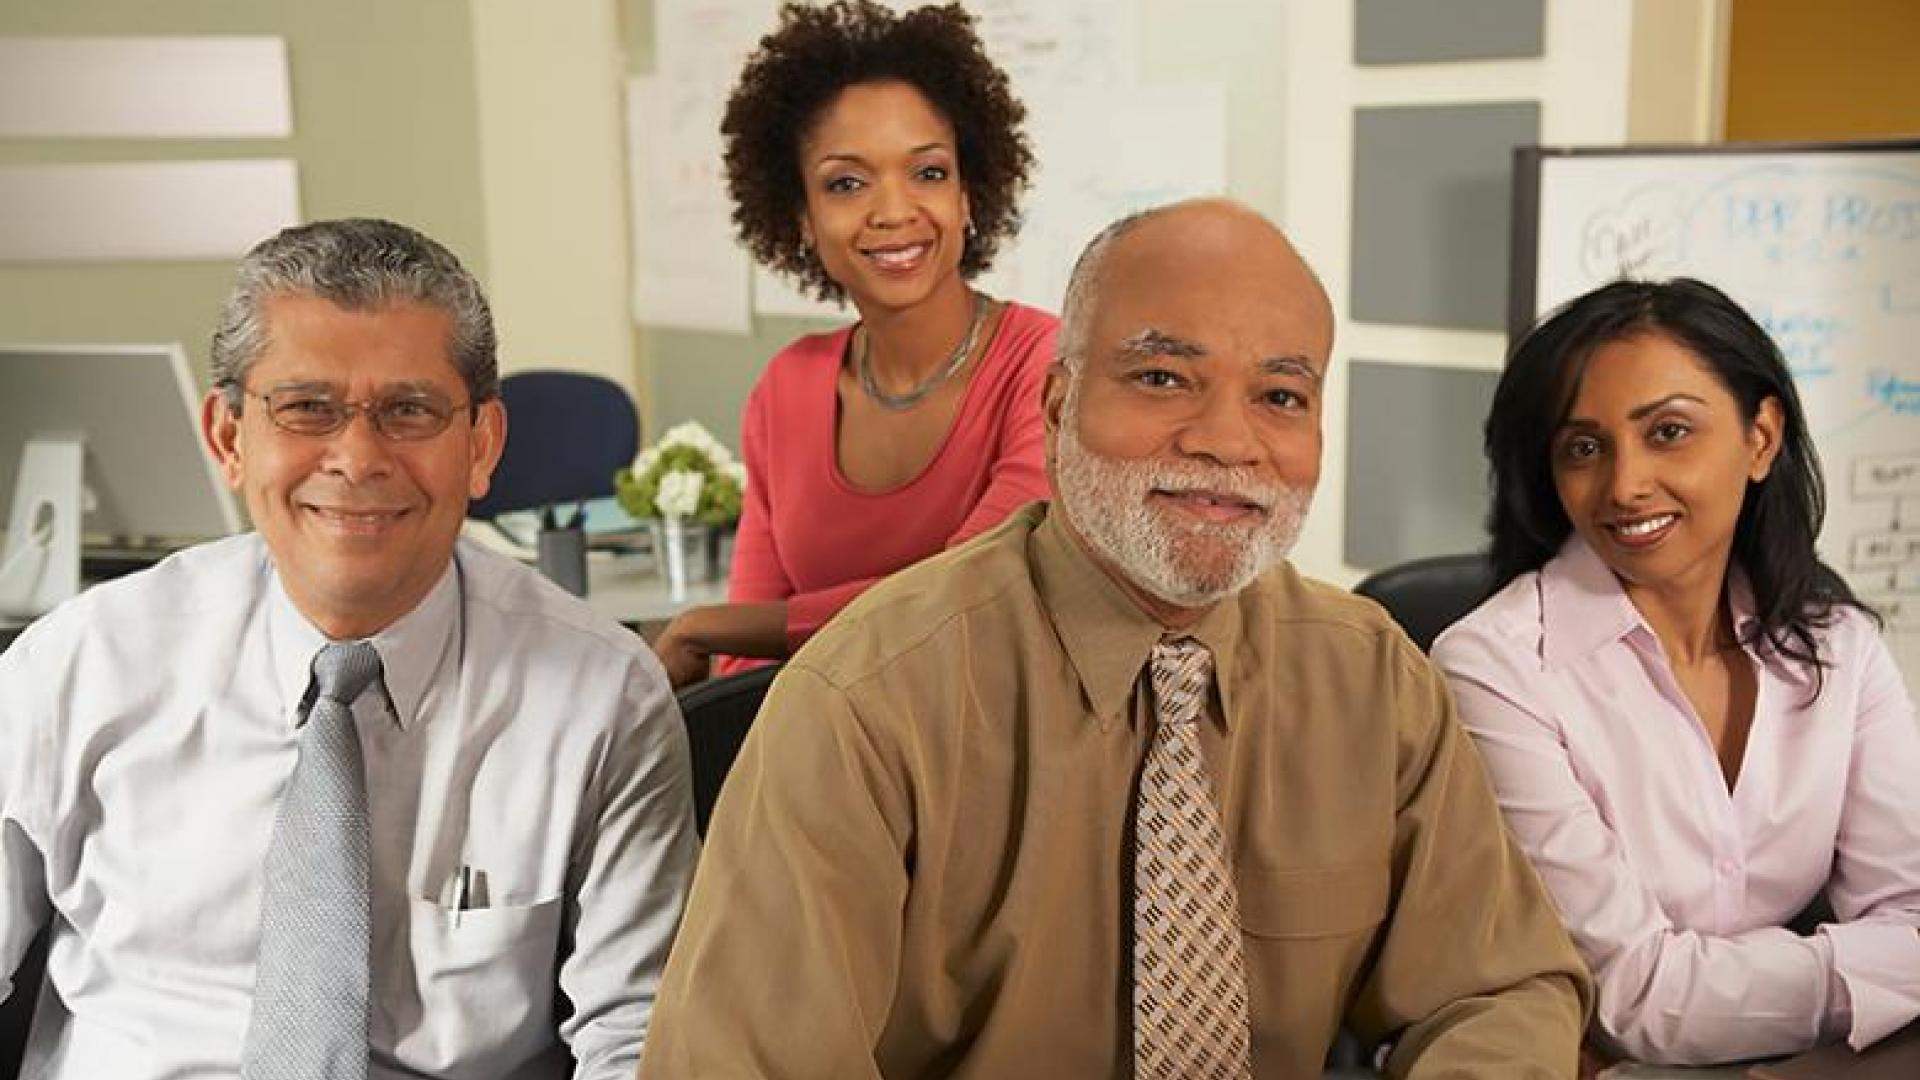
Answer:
[{"left": 716, "top": 301, "right": 1057, "bottom": 673}]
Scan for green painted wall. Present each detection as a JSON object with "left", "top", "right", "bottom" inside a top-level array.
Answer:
[{"left": 0, "top": 0, "right": 487, "bottom": 386}]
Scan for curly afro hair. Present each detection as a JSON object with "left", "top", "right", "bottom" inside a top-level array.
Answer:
[{"left": 721, "top": 1, "right": 1034, "bottom": 304}]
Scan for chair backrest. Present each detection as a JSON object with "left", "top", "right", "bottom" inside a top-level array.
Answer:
[
  {"left": 469, "top": 371, "right": 640, "bottom": 518},
  {"left": 1352, "top": 553, "right": 1495, "bottom": 654},
  {"left": 675, "top": 664, "right": 780, "bottom": 838},
  {"left": 1, "top": 924, "right": 49, "bottom": 1079}
]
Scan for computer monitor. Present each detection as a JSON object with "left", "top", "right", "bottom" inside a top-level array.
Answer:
[{"left": 0, "top": 343, "right": 242, "bottom": 617}]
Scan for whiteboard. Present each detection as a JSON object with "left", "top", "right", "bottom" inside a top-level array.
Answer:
[{"left": 1513, "top": 142, "right": 1920, "bottom": 697}]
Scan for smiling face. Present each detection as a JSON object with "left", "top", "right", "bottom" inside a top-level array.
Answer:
[
  {"left": 797, "top": 79, "right": 971, "bottom": 315},
  {"left": 1044, "top": 203, "right": 1332, "bottom": 626},
  {"left": 202, "top": 292, "right": 505, "bottom": 639},
  {"left": 1552, "top": 330, "right": 1781, "bottom": 604}
]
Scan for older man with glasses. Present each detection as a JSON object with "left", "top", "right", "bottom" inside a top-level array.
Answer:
[{"left": 0, "top": 218, "right": 698, "bottom": 1080}]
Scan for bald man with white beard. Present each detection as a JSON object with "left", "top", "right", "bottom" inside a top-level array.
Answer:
[{"left": 642, "top": 199, "right": 1592, "bottom": 1080}]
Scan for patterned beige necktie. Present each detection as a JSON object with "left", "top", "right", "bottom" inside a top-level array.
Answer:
[{"left": 1134, "top": 637, "right": 1252, "bottom": 1080}]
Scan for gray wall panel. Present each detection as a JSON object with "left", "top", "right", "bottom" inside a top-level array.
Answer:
[
  {"left": 1344, "top": 360, "right": 1497, "bottom": 569},
  {"left": 1349, "top": 102, "right": 1539, "bottom": 330},
  {"left": 1355, "top": 0, "right": 1545, "bottom": 65}
]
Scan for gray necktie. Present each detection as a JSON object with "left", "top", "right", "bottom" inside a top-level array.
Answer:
[{"left": 243, "top": 641, "right": 381, "bottom": 1080}]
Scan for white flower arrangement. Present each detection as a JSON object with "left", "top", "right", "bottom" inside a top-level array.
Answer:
[
  {"left": 653, "top": 469, "right": 706, "bottom": 520},
  {"left": 614, "top": 420, "right": 746, "bottom": 526}
]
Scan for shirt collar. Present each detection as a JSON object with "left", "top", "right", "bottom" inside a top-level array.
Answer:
[
  {"left": 1028, "top": 504, "right": 1248, "bottom": 731},
  {"left": 1723, "top": 566, "right": 1813, "bottom": 689},
  {"left": 266, "top": 557, "right": 462, "bottom": 730},
  {"left": 1538, "top": 536, "right": 1646, "bottom": 670},
  {"left": 1539, "top": 536, "right": 1801, "bottom": 685}
]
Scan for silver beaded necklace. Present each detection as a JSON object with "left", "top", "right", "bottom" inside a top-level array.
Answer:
[{"left": 856, "top": 292, "right": 988, "bottom": 411}]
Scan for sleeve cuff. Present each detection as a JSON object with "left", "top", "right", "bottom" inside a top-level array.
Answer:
[{"left": 1823, "top": 920, "right": 1920, "bottom": 1049}]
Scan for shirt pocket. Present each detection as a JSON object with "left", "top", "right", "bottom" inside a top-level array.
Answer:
[
  {"left": 1238, "top": 862, "right": 1390, "bottom": 939},
  {"left": 408, "top": 893, "right": 563, "bottom": 973},
  {"left": 394, "top": 895, "right": 564, "bottom": 1068}
]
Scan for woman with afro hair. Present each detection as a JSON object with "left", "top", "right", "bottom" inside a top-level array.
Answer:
[{"left": 653, "top": 1, "right": 1057, "bottom": 687}]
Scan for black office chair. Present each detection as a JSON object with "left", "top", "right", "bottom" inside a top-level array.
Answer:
[
  {"left": 2, "top": 925, "right": 49, "bottom": 1079},
  {"left": 675, "top": 664, "right": 780, "bottom": 838},
  {"left": 1352, "top": 553, "right": 1496, "bottom": 655},
  {"left": 469, "top": 371, "right": 640, "bottom": 520}
]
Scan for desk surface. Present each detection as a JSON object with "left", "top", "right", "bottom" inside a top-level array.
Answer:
[
  {"left": 1594, "top": 1021, "right": 1920, "bottom": 1079},
  {"left": 584, "top": 553, "right": 726, "bottom": 635},
  {"left": 5, "top": 549, "right": 727, "bottom": 646},
  {"left": 1749, "top": 1020, "right": 1920, "bottom": 1079}
]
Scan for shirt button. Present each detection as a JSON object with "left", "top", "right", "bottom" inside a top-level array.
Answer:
[{"left": 1717, "top": 860, "right": 1738, "bottom": 876}]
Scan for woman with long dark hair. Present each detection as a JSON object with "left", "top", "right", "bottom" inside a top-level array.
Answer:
[
  {"left": 652, "top": 1, "right": 1054, "bottom": 687},
  {"left": 1432, "top": 278, "right": 1920, "bottom": 1067}
]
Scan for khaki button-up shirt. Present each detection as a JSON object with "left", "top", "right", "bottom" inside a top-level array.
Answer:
[{"left": 644, "top": 504, "right": 1590, "bottom": 1078}]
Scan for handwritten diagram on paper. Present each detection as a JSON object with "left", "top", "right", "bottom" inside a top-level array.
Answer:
[
  {"left": 983, "top": 82, "right": 1226, "bottom": 312},
  {"left": 955, "top": 0, "right": 1138, "bottom": 92},
  {"left": 1535, "top": 151, "right": 1920, "bottom": 693},
  {"left": 627, "top": 0, "right": 779, "bottom": 332},
  {"left": 653, "top": 0, "right": 780, "bottom": 80},
  {"left": 627, "top": 76, "right": 750, "bottom": 333}
]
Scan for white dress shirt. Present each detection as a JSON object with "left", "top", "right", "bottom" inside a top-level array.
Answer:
[
  {"left": 1433, "top": 538, "right": 1920, "bottom": 1066},
  {"left": 0, "top": 535, "right": 699, "bottom": 1079}
]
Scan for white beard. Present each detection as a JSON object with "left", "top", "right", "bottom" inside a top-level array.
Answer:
[{"left": 1052, "top": 388, "right": 1313, "bottom": 609}]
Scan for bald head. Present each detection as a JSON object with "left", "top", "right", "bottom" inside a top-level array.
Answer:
[
  {"left": 1056, "top": 198, "right": 1331, "bottom": 373},
  {"left": 1040, "top": 198, "right": 1333, "bottom": 623}
]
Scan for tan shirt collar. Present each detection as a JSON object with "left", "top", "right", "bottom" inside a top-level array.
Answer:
[{"left": 1027, "top": 504, "right": 1249, "bottom": 731}]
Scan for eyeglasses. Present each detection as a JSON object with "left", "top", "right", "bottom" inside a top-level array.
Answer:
[{"left": 236, "top": 386, "right": 477, "bottom": 441}]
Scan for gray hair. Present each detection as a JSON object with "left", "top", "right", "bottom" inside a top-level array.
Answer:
[
  {"left": 210, "top": 218, "right": 497, "bottom": 407},
  {"left": 1055, "top": 205, "right": 1159, "bottom": 373}
]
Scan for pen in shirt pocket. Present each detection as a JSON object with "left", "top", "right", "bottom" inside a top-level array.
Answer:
[{"left": 447, "top": 864, "right": 473, "bottom": 929}]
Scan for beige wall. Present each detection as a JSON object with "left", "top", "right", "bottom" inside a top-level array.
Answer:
[
  {"left": 0, "top": 0, "right": 488, "bottom": 385},
  {"left": 470, "top": 0, "right": 637, "bottom": 395},
  {"left": 1627, "top": 0, "right": 1726, "bottom": 143}
]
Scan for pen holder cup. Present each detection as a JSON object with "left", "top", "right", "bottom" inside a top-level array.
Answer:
[{"left": 536, "top": 523, "right": 588, "bottom": 597}]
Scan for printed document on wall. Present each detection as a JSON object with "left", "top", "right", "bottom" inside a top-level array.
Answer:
[
  {"left": 991, "top": 82, "right": 1228, "bottom": 311},
  {"left": 627, "top": 76, "right": 751, "bottom": 334}
]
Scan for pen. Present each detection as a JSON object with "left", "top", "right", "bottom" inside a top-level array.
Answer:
[{"left": 452, "top": 864, "right": 472, "bottom": 929}]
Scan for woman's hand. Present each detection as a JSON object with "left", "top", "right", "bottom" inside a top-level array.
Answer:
[
  {"left": 653, "top": 615, "right": 714, "bottom": 689},
  {"left": 651, "top": 601, "right": 790, "bottom": 689}
]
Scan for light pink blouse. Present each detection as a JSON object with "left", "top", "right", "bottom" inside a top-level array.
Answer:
[{"left": 1432, "top": 538, "right": 1920, "bottom": 1066}]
